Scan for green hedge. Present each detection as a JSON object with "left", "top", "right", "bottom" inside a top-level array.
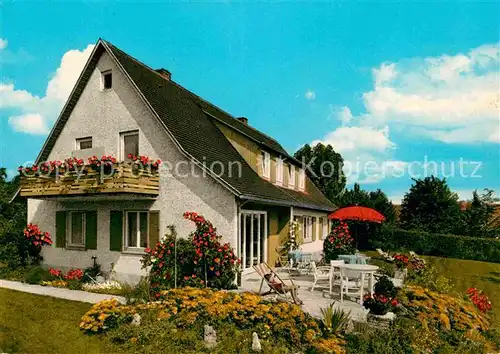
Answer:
[{"left": 371, "top": 225, "right": 500, "bottom": 263}]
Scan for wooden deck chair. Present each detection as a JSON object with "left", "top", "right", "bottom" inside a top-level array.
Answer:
[{"left": 253, "top": 263, "right": 301, "bottom": 304}]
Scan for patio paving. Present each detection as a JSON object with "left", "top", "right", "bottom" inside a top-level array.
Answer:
[{"left": 240, "top": 269, "right": 370, "bottom": 322}]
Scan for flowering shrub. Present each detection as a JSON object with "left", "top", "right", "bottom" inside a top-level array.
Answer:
[
  {"left": 48, "top": 267, "right": 83, "bottom": 281},
  {"left": 184, "top": 212, "right": 240, "bottom": 288},
  {"left": 467, "top": 288, "right": 492, "bottom": 313},
  {"left": 80, "top": 287, "right": 345, "bottom": 353},
  {"left": 400, "top": 285, "right": 490, "bottom": 332},
  {"left": 24, "top": 224, "right": 52, "bottom": 247},
  {"left": 80, "top": 298, "right": 135, "bottom": 333},
  {"left": 392, "top": 254, "right": 409, "bottom": 269},
  {"left": 142, "top": 213, "right": 240, "bottom": 294},
  {"left": 21, "top": 224, "right": 52, "bottom": 265},
  {"left": 409, "top": 256, "right": 425, "bottom": 273},
  {"left": 323, "top": 221, "right": 354, "bottom": 262}
]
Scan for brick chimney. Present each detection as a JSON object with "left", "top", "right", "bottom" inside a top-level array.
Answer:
[
  {"left": 155, "top": 68, "right": 172, "bottom": 81},
  {"left": 237, "top": 117, "right": 248, "bottom": 125}
]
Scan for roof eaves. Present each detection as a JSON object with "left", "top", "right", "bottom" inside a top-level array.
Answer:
[{"left": 239, "top": 194, "right": 334, "bottom": 212}]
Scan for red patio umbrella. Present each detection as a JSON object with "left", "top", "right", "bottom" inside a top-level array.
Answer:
[{"left": 328, "top": 206, "right": 385, "bottom": 223}]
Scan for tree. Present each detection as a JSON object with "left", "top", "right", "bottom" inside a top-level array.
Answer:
[
  {"left": 460, "top": 189, "right": 500, "bottom": 237},
  {"left": 400, "top": 176, "right": 460, "bottom": 234},
  {"left": 293, "top": 143, "right": 346, "bottom": 203}
]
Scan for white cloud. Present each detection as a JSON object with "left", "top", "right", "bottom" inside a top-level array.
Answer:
[
  {"left": 305, "top": 89, "right": 316, "bottom": 101},
  {"left": 0, "top": 38, "right": 8, "bottom": 50},
  {"left": 9, "top": 113, "right": 49, "bottom": 135},
  {"left": 309, "top": 43, "right": 499, "bottom": 185},
  {"left": 1, "top": 44, "right": 94, "bottom": 135},
  {"left": 313, "top": 125, "right": 394, "bottom": 153},
  {"left": 337, "top": 106, "right": 353, "bottom": 125},
  {"left": 362, "top": 43, "right": 500, "bottom": 143}
]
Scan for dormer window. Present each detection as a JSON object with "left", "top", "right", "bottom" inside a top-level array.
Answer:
[
  {"left": 276, "top": 157, "right": 283, "bottom": 185},
  {"left": 261, "top": 151, "right": 270, "bottom": 179},
  {"left": 288, "top": 165, "right": 295, "bottom": 188},
  {"left": 102, "top": 70, "right": 112, "bottom": 90},
  {"left": 299, "top": 168, "right": 306, "bottom": 190}
]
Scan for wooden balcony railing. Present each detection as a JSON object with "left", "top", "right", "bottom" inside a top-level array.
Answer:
[{"left": 20, "top": 163, "right": 159, "bottom": 198}]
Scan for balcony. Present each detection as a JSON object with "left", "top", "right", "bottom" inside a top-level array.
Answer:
[{"left": 20, "top": 163, "right": 159, "bottom": 199}]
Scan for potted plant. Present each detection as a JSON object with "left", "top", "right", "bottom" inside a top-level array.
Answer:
[{"left": 393, "top": 253, "right": 409, "bottom": 280}]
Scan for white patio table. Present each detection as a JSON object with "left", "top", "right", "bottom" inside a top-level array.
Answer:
[{"left": 334, "top": 264, "right": 379, "bottom": 305}]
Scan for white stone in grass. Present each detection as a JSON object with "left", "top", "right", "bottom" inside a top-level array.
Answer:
[
  {"left": 204, "top": 325, "right": 217, "bottom": 348},
  {"left": 251, "top": 332, "right": 262, "bottom": 352},
  {"left": 131, "top": 313, "right": 141, "bottom": 326}
]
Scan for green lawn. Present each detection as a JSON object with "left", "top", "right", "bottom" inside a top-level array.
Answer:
[
  {"left": 423, "top": 255, "right": 500, "bottom": 328},
  {"left": 0, "top": 288, "right": 129, "bottom": 354}
]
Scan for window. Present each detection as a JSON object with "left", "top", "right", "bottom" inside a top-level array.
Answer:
[
  {"left": 125, "top": 211, "right": 148, "bottom": 249},
  {"left": 261, "top": 151, "right": 270, "bottom": 178},
  {"left": 288, "top": 164, "right": 295, "bottom": 188},
  {"left": 76, "top": 137, "right": 92, "bottom": 150},
  {"left": 303, "top": 216, "right": 313, "bottom": 243},
  {"left": 102, "top": 71, "right": 112, "bottom": 90},
  {"left": 69, "top": 212, "right": 85, "bottom": 247},
  {"left": 299, "top": 169, "right": 306, "bottom": 190},
  {"left": 120, "top": 131, "right": 139, "bottom": 160},
  {"left": 275, "top": 157, "right": 283, "bottom": 185}
]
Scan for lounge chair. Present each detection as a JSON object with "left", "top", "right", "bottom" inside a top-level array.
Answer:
[{"left": 253, "top": 263, "right": 301, "bottom": 304}]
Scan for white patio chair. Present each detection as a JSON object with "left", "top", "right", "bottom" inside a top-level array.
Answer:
[
  {"left": 339, "top": 267, "right": 363, "bottom": 303},
  {"left": 310, "top": 261, "right": 331, "bottom": 292},
  {"left": 329, "top": 260, "right": 345, "bottom": 293}
]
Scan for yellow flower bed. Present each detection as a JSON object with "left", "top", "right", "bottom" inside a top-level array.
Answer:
[
  {"left": 40, "top": 280, "right": 68, "bottom": 287},
  {"left": 80, "top": 287, "right": 345, "bottom": 353},
  {"left": 401, "top": 285, "right": 490, "bottom": 332}
]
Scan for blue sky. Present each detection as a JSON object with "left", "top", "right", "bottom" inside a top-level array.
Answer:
[{"left": 1, "top": 2, "right": 499, "bottom": 202}]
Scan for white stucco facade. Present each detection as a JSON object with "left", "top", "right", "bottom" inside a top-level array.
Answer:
[{"left": 28, "top": 52, "right": 237, "bottom": 283}]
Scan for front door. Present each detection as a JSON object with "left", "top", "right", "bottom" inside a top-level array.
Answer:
[{"left": 239, "top": 210, "right": 268, "bottom": 270}]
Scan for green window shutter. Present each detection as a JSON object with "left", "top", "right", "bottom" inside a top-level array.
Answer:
[
  {"left": 55, "top": 211, "right": 67, "bottom": 248},
  {"left": 149, "top": 211, "right": 160, "bottom": 248},
  {"left": 85, "top": 211, "right": 98, "bottom": 250},
  {"left": 109, "top": 211, "right": 123, "bottom": 252}
]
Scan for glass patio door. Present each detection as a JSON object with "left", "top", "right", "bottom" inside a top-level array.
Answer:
[{"left": 239, "top": 210, "right": 268, "bottom": 270}]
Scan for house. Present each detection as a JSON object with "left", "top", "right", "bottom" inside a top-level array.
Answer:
[{"left": 21, "top": 39, "right": 335, "bottom": 283}]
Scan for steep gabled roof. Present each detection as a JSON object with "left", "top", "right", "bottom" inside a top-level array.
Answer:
[{"left": 36, "top": 39, "right": 335, "bottom": 211}]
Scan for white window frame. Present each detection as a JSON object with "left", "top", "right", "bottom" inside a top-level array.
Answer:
[
  {"left": 288, "top": 164, "right": 295, "bottom": 188},
  {"left": 298, "top": 168, "right": 306, "bottom": 190},
  {"left": 124, "top": 210, "right": 149, "bottom": 251},
  {"left": 275, "top": 157, "right": 283, "bottom": 185},
  {"left": 101, "top": 70, "right": 112, "bottom": 90},
  {"left": 68, "top": 211, "right": 86, "bottom": 248},
  {"left": 303, "top": 216, "right": 313, "bottom": 243},
  {"left": 75, "top": 137, "right": 93, "bottom": 150},
  {"left": 261, "top": 151, "right": 271, "bottom": 179},
  {"left": 120, "top": 130, "right": 139, "bottom": 161}
]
